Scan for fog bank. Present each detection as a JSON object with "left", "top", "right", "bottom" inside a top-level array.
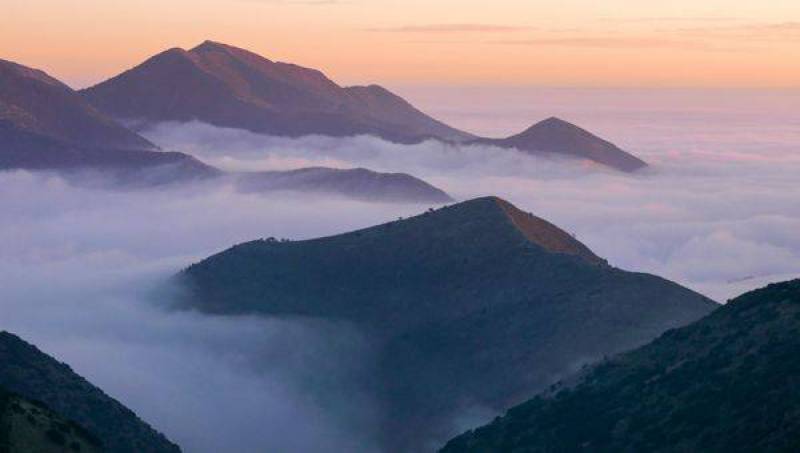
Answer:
[
  {"left": 1, "top": 88, "right": 797, "bottom": 452},
  {"left": 143, "top": 96, "right": 800, "bottom": 301}
]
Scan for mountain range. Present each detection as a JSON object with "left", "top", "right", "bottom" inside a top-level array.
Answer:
[
  {"left": 2, "top": 39, "right": 647, "bottom": 205},
  {"left": 0, "top": 331, "right": 180, "bottom": 452},
  {"left": 0, "top": 57, "right": 452, "bottom": 202},
  {"left": 177, "top": 196, "right": 715, "bottom": 451},
  {"left": 441, "top": 279, "right": 800, "bottom": 453},
  {"left": 81, "top": 41, "right": 647, "bottom": 172},
  {"left": 82, "top": 41, "right": 471, "bottom": 144}
]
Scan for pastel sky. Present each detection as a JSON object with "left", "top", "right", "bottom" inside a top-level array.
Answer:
[{"left": 3, "top": 0, "right": 800, "bottom": 88}]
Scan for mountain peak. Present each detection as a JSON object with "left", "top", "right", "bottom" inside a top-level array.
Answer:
[
  {"left": 538, "top": 116, "right": 572, "bottom": 127},
  {"left": 445, "top": 197, "right": 605, "bottom": 265},
  {"left": 0, "top": 58, "right": 157, "bottom": 152},
  {"left": 190, "top": 40, "right": 239, "bottom": 54},
  {"left": 485, "top": 116, "right": 648, "bottom": 172},
  {"left": 80, "top": 42, "right": 474, "bottom": 143},
  {"left": 521, "top": 116, "right": 600, "bottom": 138},
  {"left": 179, "top": 195, "right": 714, "bottom": 452},
  {"left": 492, "top": 197, "right": 605, "bottom": 265},
  {"left": 194, "top": 39, "right": 225, "bottom": 49},
  {"left": 0, "top": 58, "right": 66, "bottom": 88}
]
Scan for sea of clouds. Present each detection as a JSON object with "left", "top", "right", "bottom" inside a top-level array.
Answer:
[
  {"left": 144, "top": 89, "right": 800, "bottom": 302},
  {"left": 1, "top": 88, "right": 798, "bottom": 452}
]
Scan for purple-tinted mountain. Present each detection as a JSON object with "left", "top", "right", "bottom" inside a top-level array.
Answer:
[
  {"left": 81, "top": 41, "right": 472, "bottom": 143},
  {"left": 0, "top": 58, "right": 217, "bottom": 180},
  {"left": 475, "top": 117, "right": 647, "bottom": 172},
  {"left": 235, "top": 166, "right": 453, "bottom": 203},
  {"left": 0, "top": 60, "right": 450, "bottom": 200},
  {"left": 81, "top": 41, "right": 647, "bottom": 172},
  {"left": 177, "top": 196, "right": 714, "bottom": 451}
]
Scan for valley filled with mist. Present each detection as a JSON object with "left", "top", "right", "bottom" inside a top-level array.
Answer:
[{"left": 1, "top": 88, "right": 798, "bottom": 452}]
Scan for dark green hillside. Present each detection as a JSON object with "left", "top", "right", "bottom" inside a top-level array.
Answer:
[
  {"left": 442, "top": 279, "right": 800, "bottom": 453},
  {"left": 0, "top": 386, "right": 102, "bottom": 453},
  {"left": 179, "top": 196, "right": 716, "bottom": 451},
  {"left": 0, "top": 332, "right": 180, "bottom": 453}
]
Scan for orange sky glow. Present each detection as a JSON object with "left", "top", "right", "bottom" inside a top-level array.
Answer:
[{"left": 2, "top": 0, "right": 800, "bottom": 89}]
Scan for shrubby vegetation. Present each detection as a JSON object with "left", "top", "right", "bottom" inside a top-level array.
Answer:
[
  {"left": 0, "top": 332, "right": 180, "bottom": 453},
  {"left": 0, "top": 384, "right": 102, "bottom": 452},
  {"left": 179, "top": 196, "right": 714, "bottom": 451},
  {"left": 442, "top": 279, "right": 800, "bottom": 453}
]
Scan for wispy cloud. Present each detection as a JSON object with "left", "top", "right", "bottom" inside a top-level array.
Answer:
[
  {"left": 602, "top": 16, "right": 741, "bottom": 24},
  {"left": 288, "top": 0, "right": 348, "bottom": 5},
  {"left": 238, "top": 0, "right": 349, "bottom": 5},
  {"left": 492, "top": 36, "right": 718, "bottom": 51},
  {"left": 674, "top": 21, "right": 800, "bottom": 41},
  {"left": 366, "top": 24, "right": 532, "bottom": 34}
]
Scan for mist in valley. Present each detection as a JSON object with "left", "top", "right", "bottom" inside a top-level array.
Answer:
[
  {"left": 143, "top": 87, "right": 800, "bottom": 302},
  {"left": 1, "top": 88, "right": 798, "bottom": 452}
]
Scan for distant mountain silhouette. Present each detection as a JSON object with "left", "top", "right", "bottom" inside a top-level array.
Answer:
[
  {"left": 236, "top": 167, "right": 453, "bottom": 202},
  {"left": 81, "top": 40, "right": 472, "bottom": 144},
  {"left": 442, "top": 279, "right": 800, "bottom": 453},
  {"left": 475, "top": 117, "right": 647, "bottom": 172},
  {"left": 177, "top": 196, "right": 714, "bottom": 451},
  {"left": 82, "top": 41, "right": 647, "bottom": 172},
  {"left": 0, "top": 332, "right": 180, "bottom": 453},
  {"left": 0, "top": 58, "right": 454, "bottom": 200},
  {"left": 0, "top": 58, "right": 216, "bottom": 181}
]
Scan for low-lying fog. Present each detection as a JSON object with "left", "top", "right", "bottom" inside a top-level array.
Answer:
[{"left": 1, "top": 88, "right": 798, "bottom": 452}]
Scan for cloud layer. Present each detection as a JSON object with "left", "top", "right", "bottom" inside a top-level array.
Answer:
[
  {"left": 0, "top": 174, "right": 440, "bottom": 452},
  {"left": 0, "top": 88, "right": 797, "bottom": 452},
  {"left": 142, "top": 88, "right": 800, "bottom": 302}
]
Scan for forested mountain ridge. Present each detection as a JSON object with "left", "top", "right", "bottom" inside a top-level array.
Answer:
[
  {"left": 441, "top": 279, "right": 800, "bottom": 453},
  {"left": 178, "top": 196, "right": 715, "bottom": 451}
]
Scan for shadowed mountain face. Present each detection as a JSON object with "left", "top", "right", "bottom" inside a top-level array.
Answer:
[
  {"left": 0, "top": 332, "right": 181, "bottom": 453},
  {"left": 441, "top": 279, "right": 800, "bottom": 453},
  {"left": 475, "top": 117, "right": 647, "bottom": 172},
  {"left": 81, "top": 40, "right": 473, "bottom": 144},
  {"left": 0, "top": 58, "right": 218, "bottom": 181},
  {"left": 0, "top": 386, "right": 103, "bottom": 453},
  {"left": 81, "top": 41, "right": 647, "bottom": 172},
  {"left": 177, "top": 196, "right": 714, "bottom": 451},
  {"left": 235, "top": 166, "right": 453, "bottom": 203}
]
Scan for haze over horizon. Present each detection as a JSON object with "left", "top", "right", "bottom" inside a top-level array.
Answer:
[{"left": 3, "top": 0, "right": 800, "bottom": 89}]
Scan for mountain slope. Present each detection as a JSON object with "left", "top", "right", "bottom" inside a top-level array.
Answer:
[
  {"left": 235, "top": 166, "right": 453, "bottom": 202},
  {"left": 81, "top": 41, "right": 646, "bottom": 171},
  {"left": 0, "top": 58, "right": 453, "bottom": 199},
  {"left": 476, "top": 117, "right": 647, "bottom": 172},
  {"left": 0, "top": 386, "right": 102, "bottom": 453},
  {"left": 0, "top": 332, "right": 181, "bottom": 453},
  {"left": 0, "top": 58, "right": 155, "bottom": 151},
  {"left": 0, "top": 58, "right": 216, "bottom": 180},
  {"left": 81, "top": 40, "right": 473, "bottom": 143},
  {"left": 441, "top": 279, "right": 800, "bottom": 453},
  {"left": 178, "top": 196, "right": 715, "bottom": 451}
]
